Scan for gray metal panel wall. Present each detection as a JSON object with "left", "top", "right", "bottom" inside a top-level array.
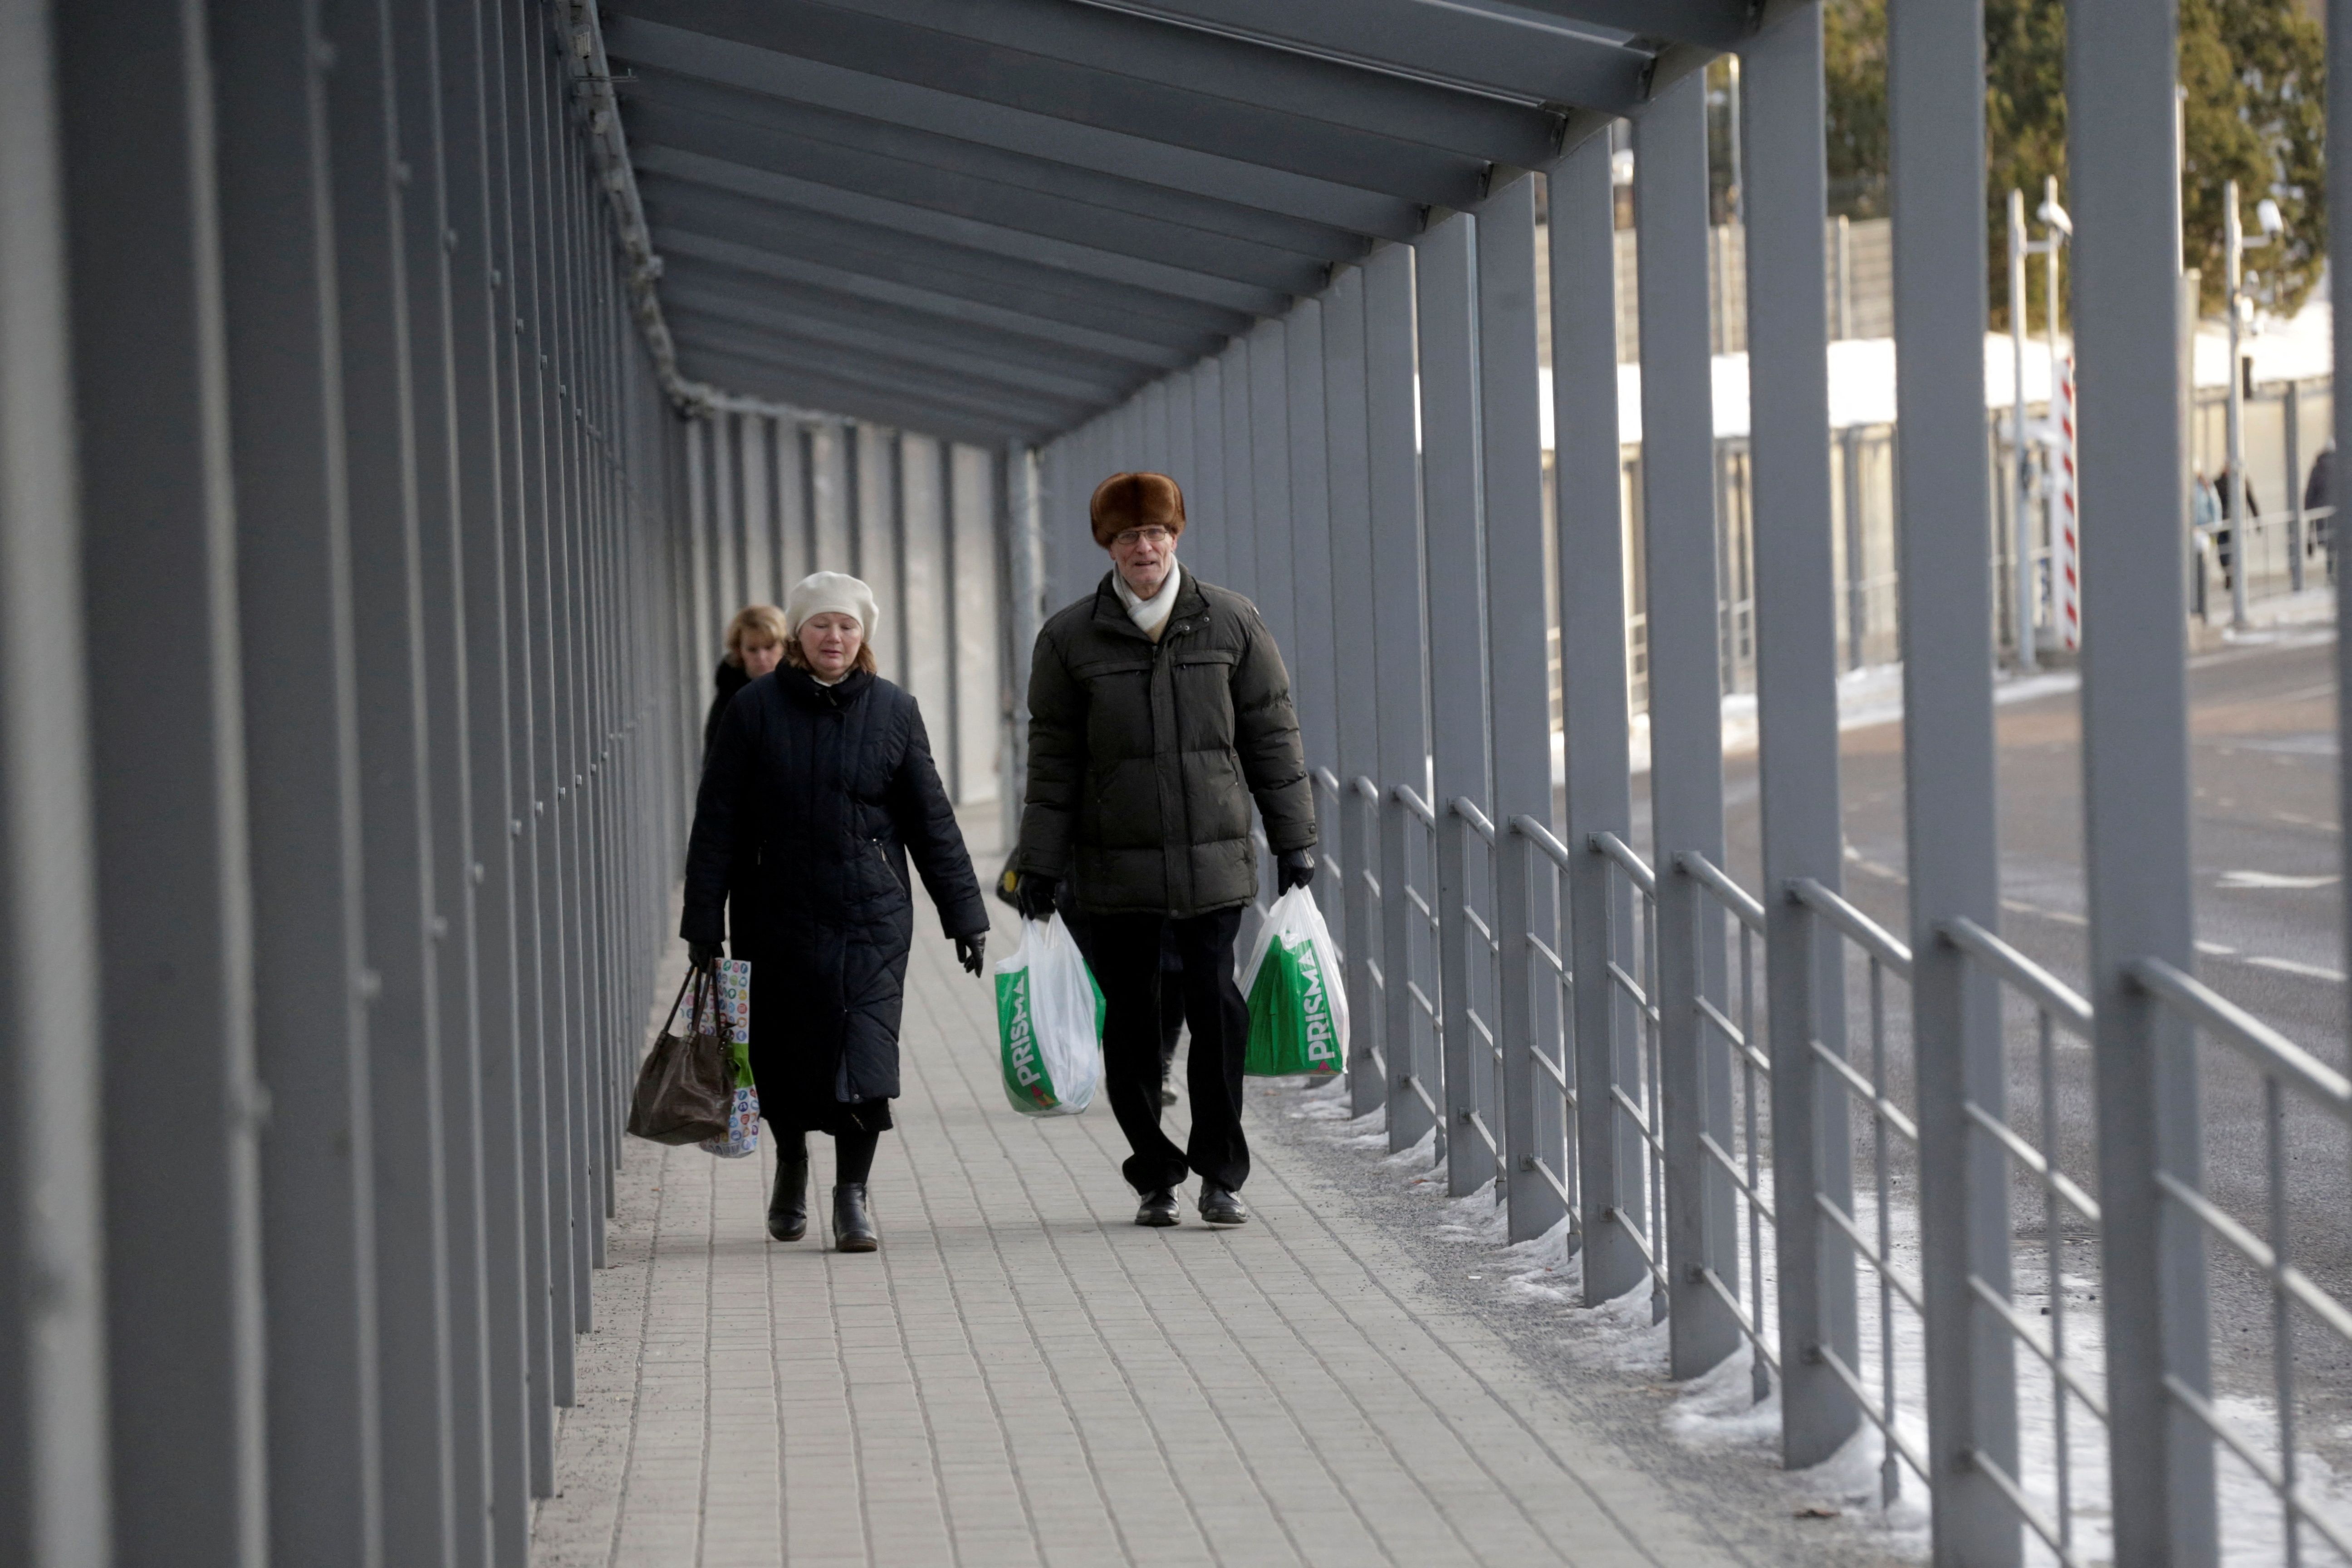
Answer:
[{"left": 0, "top": 0, "right": 109, "bottom": 1560}]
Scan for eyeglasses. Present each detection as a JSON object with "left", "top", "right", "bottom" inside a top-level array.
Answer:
[{"left": 1111, "top": 526, "right": 1173, "bottom": 549}]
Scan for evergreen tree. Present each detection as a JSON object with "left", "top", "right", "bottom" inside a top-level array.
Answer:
[{"left": 1820, "top": 0, "right": 2326, "bottom": 328}]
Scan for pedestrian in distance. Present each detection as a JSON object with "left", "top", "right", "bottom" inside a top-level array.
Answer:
[
  {"left": 1009, "top": 472, "right": 1317, "bottom": 1229},
  {"left": 2305, "top": 440, "right": 2335, "bottom": 581},
  {"left": 704, "top": 603, "right": 788, "bottom": 766},
  {"left": 682, "top": 572, "right": 990, "bottom": 1253}
]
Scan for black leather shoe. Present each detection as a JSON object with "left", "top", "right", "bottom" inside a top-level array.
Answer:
[
  {"left": 1135, "top": 1188, "right": 1180, "bottom": 1227},
  {"left": 833, "top": 1183, "right": 878, "bottom": 1252},
  {"left": 766, "top": 1157, "right": 808, "bottom": 1242},
  {"left": 1199, "top": 1182, "right": 1249, "bottom": 1226}
]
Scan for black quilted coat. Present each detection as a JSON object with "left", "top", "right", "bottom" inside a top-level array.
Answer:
[
  {"left": 1016, "top": 570, "right": 1315, "bottom": 917},
  {"left": 682, "top": 668, "right": 987, "bottom": 1123}
]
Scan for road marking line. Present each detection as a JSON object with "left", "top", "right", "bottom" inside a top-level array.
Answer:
[
  {"left": 2195, "top": 940, "right": 2237, "bottom": 956},
  {"left": 2217, "top": 870, "right": 2341, "bottom": 890},
  {"left": 2246, "top": 955, "right": 2348, "bottom": 983},
  {"left": 2001, "top": 897, "right": 2089, "bottom": 927}
]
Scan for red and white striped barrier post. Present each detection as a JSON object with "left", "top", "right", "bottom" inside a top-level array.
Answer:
[{"left": 2056, "top": 353, "right": 2080, "bottom": 650}]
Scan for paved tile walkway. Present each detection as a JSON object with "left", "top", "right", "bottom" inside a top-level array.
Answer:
[{"left": 532, "top": 895, "right": 1746, "bottom": 1568}]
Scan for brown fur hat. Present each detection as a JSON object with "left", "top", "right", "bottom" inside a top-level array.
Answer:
[{"left": 1089, "top": 471, "right": 1187, "bottom": 548}]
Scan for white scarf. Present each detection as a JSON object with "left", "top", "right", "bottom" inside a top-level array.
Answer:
[{"left": 1115, "top": 560, "right": 1181, "bottom": 642}]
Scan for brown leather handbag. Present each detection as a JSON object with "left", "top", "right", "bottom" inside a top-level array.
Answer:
[{"left": 627, "top": 966, "right": 733, "bottom": 1146}]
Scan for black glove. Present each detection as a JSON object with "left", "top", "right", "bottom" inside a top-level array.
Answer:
[
  {"left": 688, "top": 940, "right": 722, "bottom": 970},
  {"left": 956, "top": 933, "right": 987, "bottom": 975},
  {"left": 1014, "top": 874, "right": 1059, "bottom": 921},
  {"left": 1277, "top": 849, "right": 1316, "bottom": 893}
]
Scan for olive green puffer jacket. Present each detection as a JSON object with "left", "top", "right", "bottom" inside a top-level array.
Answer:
[{"left": 1017, "top": 570, "right": 1316, "bottom": 917}]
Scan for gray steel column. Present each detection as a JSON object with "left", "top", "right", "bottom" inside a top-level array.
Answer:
[
  {"left": 209, "top": 0, "right": 383, "bottom": 1556},
  {"left": 712, "top": 404, "right": 738, "bottom": 621},
  {"left": 2336, "top": 0, "right": 2352, "bottom": 992},
  {"left": 1366, "top": 243, "right": 1435, "bottom": 1156},
  {"left": 1191, "top": 358, "right": 1228, "bottom": 589},
  {"left": 441, "top": 3, "right": 534, "bottom": 1547},
  {"left": 1143, "top": 380, "right": 1171, "bottom": 475},
  {"left": 1419, "top": 211, "right": 1494, "bottom": 1198},
  {"left": 321, "top": 0, "right": 461, "bottom": 1553},
  {"left": 512, "top": 8, "right": 580, "bottom": 1407},
  {"left": 1285, "top": 301, "right": 1338, "bottom": 828},
  {"left": 58, "top": 0, "right": 275, "bottom": 1552},
  {"left": 1476, "top": 174, "right": 1562, "bottom": 1243},
  {"left": 1166, "top": 368, "right": 1197, "bottom": 523},
  {"left": 812, "top": 420, "right": 852, "bottom": 578},
  {"left": 1221, "top": 339, "right": 1258, "bottom": 600},
  {"left": 685, "top": 416, "right": 710, "bottom": 661},
  {"left": 741, "top": 414, "right": 772, "bottom": 604},
  {"left": 2073, "top": 3, "right": 2218, "bottom": 1560},
  {"left": 950, "top": 444, "right": 1002, "bottom": 806},
  {"left": 1550, "top": 134, "right": 1644, "bottom": 1308},
  {"left": 393, "top": 4, "right": 495, "bottom": 1553},
  {"left": 550, "top": 61, "right": 606, "bottom": 1297},
  {"left": 1888, "top": 0, "right": 2019, "bottom": 1557},
  {"left": 1322, "top": 268, "right": 1386, "bottom": 1118},
  {"left": 1635, "top": 72, "right": 1739, "bottom": 1379},
  {"left": 778, "top": 420, "right": 809, "bottom": 587},
  {"left": 491, "top": 0, "right": 566, "bottom": 1471},
  {"left": 1743, "top": 5, "right": 1860, "bottom": 1467},
  {"left": 0, "top": 0, "right": 107, "bottom": 1559},
  {"left": 1249, "top": 318, "right": 1296, "bottom": 654}
]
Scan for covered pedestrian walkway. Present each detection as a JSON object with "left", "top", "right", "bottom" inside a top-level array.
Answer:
[
  {"left": 533, "top": 898, "right": 1753, "bottom": 1568},
  {"left": 9, "top": 2, "right": 2352, "bottom": 1567}
]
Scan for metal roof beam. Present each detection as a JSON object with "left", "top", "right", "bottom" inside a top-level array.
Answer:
[
  {"left": 1497, "top": 0, "right": 1749, "bottom": 51},
  {"left": 623, "top": 69, "right": 1368, "bottom": 262},
  {"left": 634, "top": 143, "right": 1295, "bottom": 316},
  {"left": 661, "top": 284, "right": 1138, "bottom": 403},
  {"left": 1079, "top": 0, "right": 1648, "bottom": 108},
  {"left": 639, "top": 178, "right": 1247, "bottom": 346},
  {"left": 657, "top": 230, "right": 1192, "bottom": 372},
  {"left": 627, "top": 99, "right": 1344, "bottom": 295},
  {"left": 603, "top": 15, "right": 1426, "bottom": 239},
  {"left": 615, "top": 0, "right": 1517, "bottom": 206},
  {"left": 678, "top": 338, "right": 1078, "bottom": 432},
  {"left": 690, "top": 353, "right": 1040, "bottom": 443}
]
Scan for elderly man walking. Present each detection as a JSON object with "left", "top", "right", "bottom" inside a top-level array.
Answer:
[{"left": 1010, "top": 471, "right": 1316, "bottom": 1227}]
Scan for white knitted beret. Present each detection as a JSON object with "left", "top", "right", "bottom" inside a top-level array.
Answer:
[{"left": 783, "top": 571, "right": 879, "bottom": 642}]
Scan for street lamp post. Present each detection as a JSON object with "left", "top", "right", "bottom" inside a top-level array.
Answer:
[
  {"left": 2009, "top": 181, "right": 2069, "bottom": 669},
  {"left": 2224, "top": 177, "right": 2286, "bottom": 631}
]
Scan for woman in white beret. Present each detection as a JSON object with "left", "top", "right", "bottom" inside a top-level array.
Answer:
[{"left": 681, "top": 572, "right": 989, "bottom": 1252}]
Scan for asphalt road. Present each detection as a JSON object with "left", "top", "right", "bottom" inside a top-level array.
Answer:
[{"left": 1674, "top": 627, "right": 2352, "bottom": 1474}]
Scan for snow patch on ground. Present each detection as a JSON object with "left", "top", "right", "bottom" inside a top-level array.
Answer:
[{"left": 1273, "top": 1072, "right": 2352, "bottom": 1565}]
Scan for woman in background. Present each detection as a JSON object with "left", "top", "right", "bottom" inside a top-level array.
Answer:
[{"left": 703, "top": 604, "right": 788, "bottom": 765}]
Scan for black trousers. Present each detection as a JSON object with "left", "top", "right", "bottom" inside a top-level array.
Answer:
[
  {"left": 1060, "top": 901, "right": 1186, "bottom": 1071},
  {"left": 1091, "top": 906, "right": 1250, "bottom": 1194}
]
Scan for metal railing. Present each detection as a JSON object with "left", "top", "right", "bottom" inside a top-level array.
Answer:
[
  {"left": 1680, "top": 852, "right": 1776, "bottom": 1408},
  {"left": 1789, "top": 878, "right": 1928, "bottom": 1509},
  {"left": 1390, "top": 782, "right": 1447, "bottom": 1163},
  {"left": 1588, "top": 831, "right": 1671, "bottom": 1317},
  {"left": 2134, "top": 956, "right": 2352, "bottom": 1564},
  {"left": 1448, "top": 796, "right": 1507, "bottom": 1194}
]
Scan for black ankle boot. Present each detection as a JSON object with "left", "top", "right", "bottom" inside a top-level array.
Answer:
[
  {"left": 767, "top": 1156, "right": 808, "bottom": 1242},
  {"left": 833, "top": 1182, "right": 878, "bottom": 1252}
]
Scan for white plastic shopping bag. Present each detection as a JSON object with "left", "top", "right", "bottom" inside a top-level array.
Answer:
[
  {"left": 993, "top": 916, "right": 1105, "bottom": 1115},
  {"left": 1237, "top": 885, "right": 1350, "bottom": 1077},
  {"left": 699, "top": 957, "right": 760, "bottom": 1158}
]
